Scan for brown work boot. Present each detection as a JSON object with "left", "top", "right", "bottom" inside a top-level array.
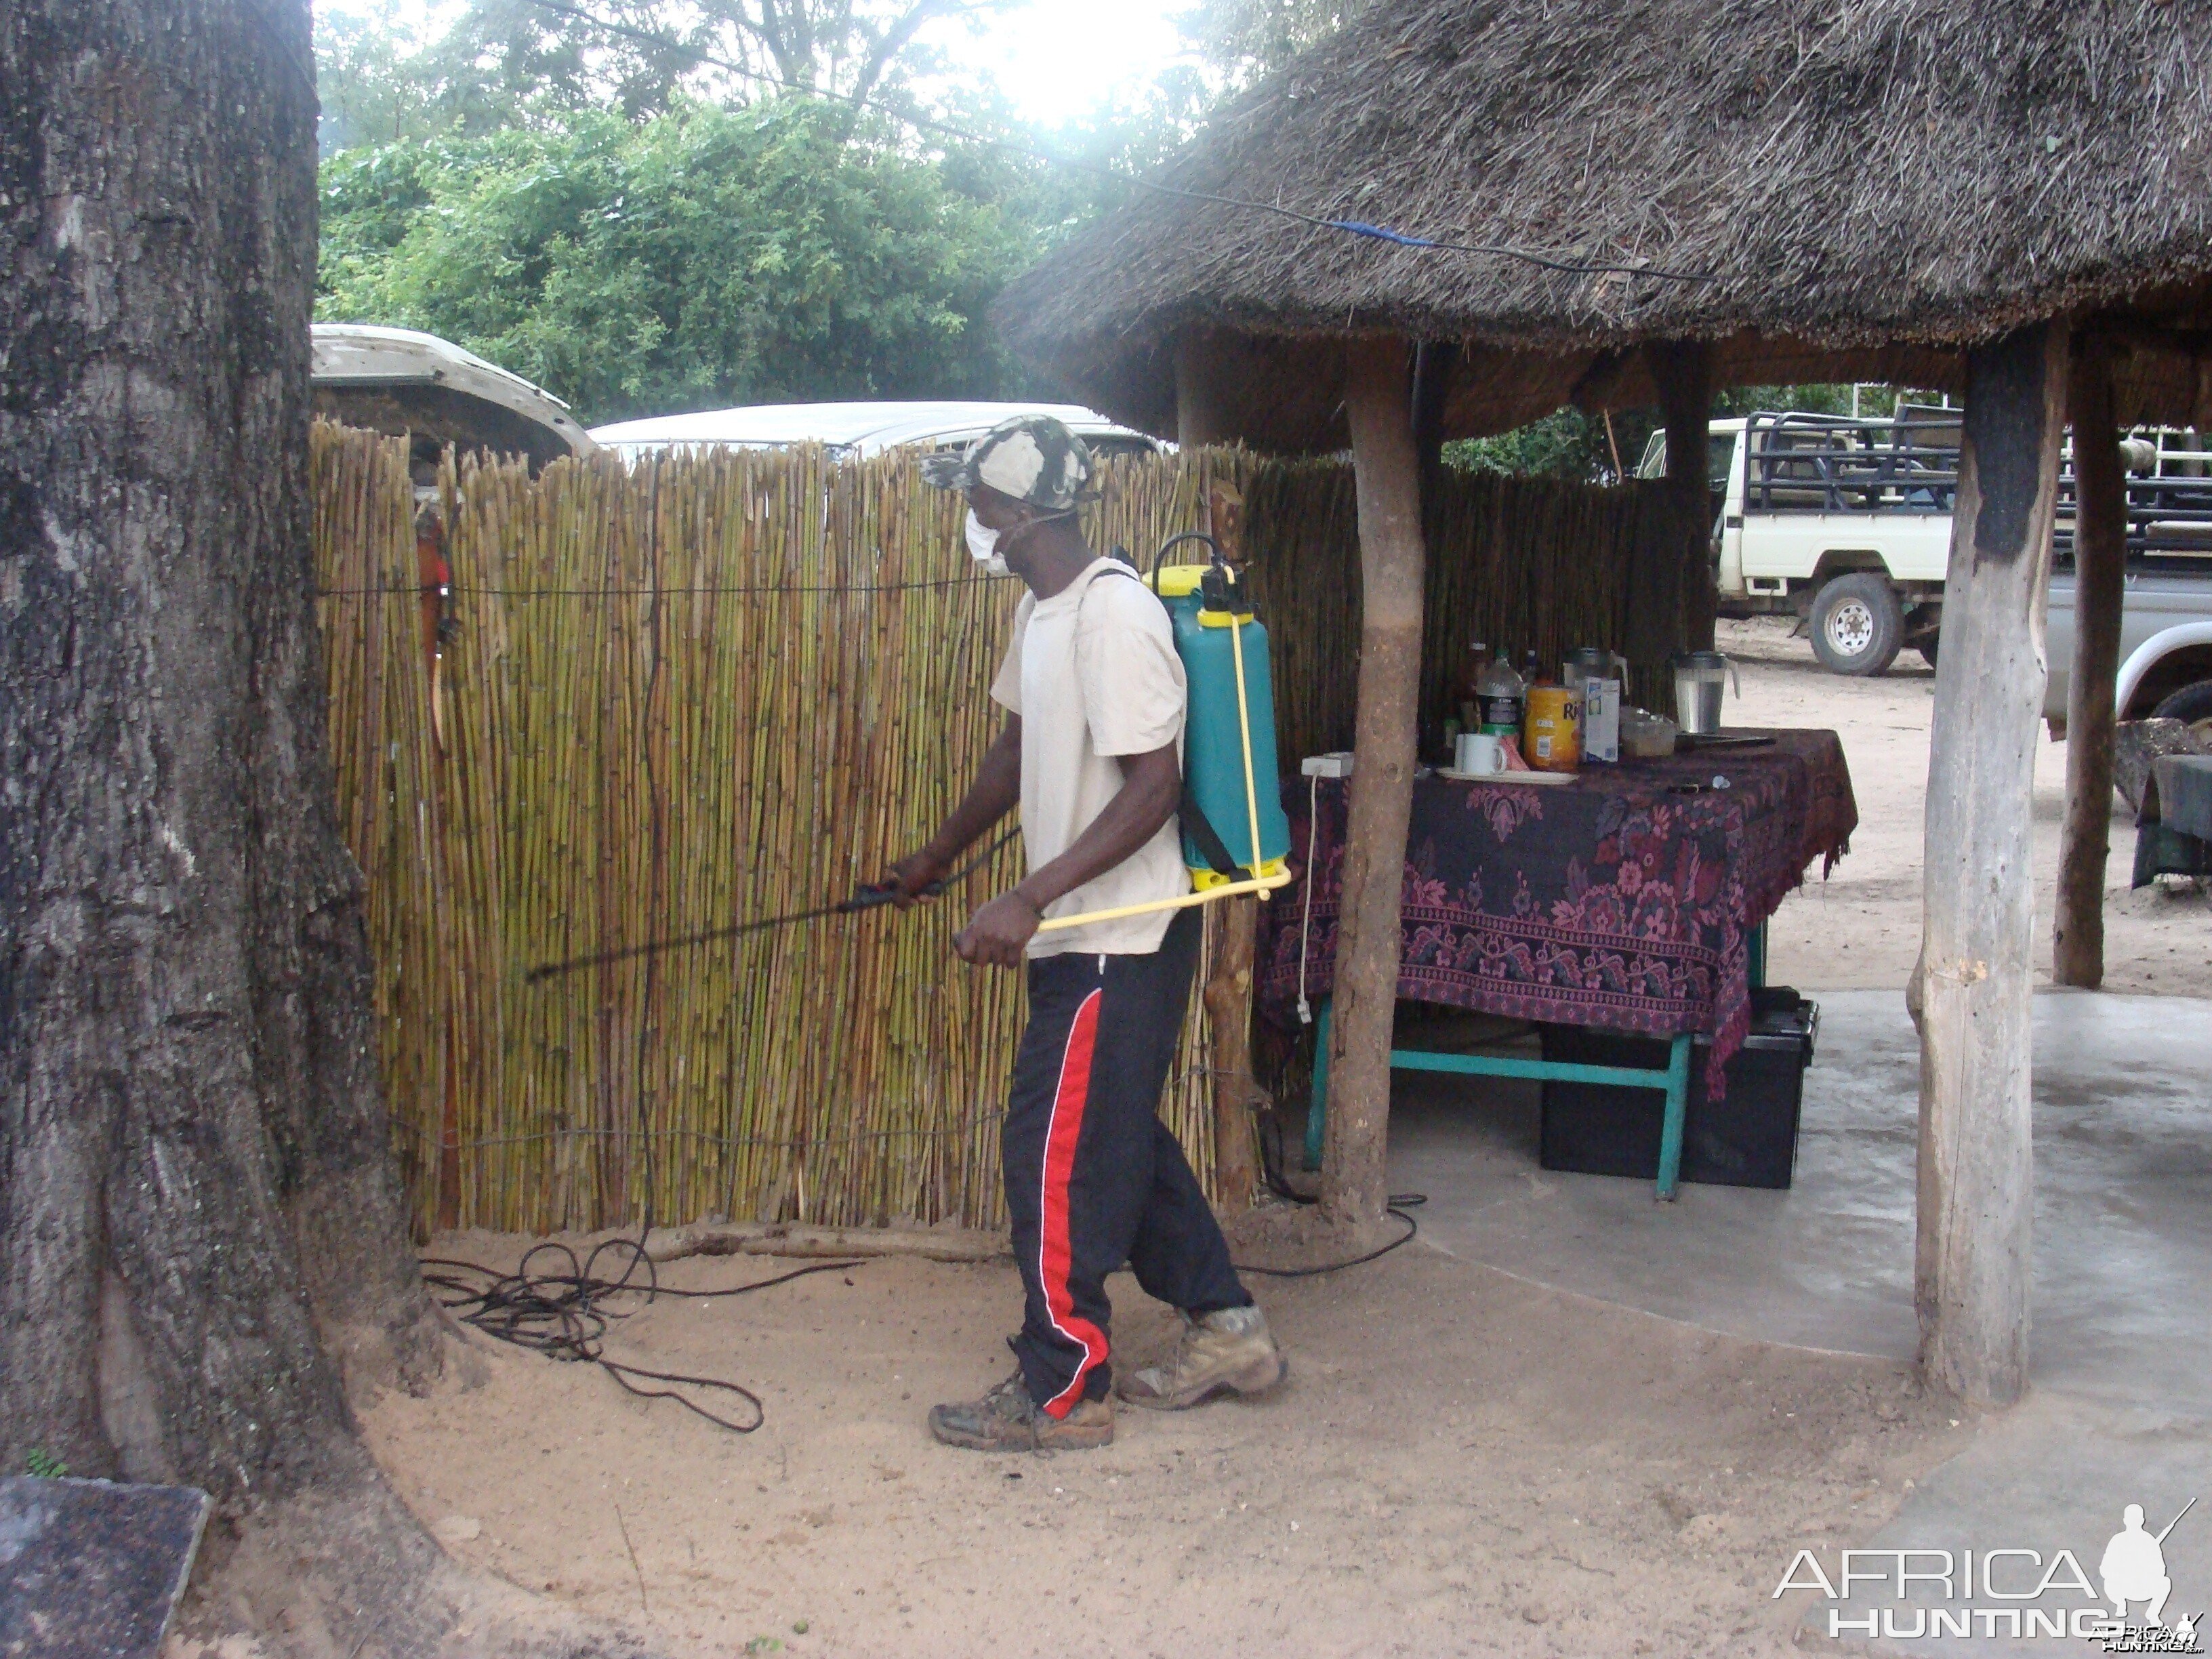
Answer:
[
  {"left": 1116, "top": 1305, "right": 1288, "bottom": 1410},
  {"left": 928, "top": 1369, "right": 1114, "bottom": 1452}
]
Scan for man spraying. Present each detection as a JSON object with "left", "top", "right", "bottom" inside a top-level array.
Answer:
[{"left": 886, "top": 415, "right": 1286, "bottom": 1452}]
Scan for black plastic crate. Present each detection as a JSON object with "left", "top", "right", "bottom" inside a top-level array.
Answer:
[{"left": 1538, "top": 991, "right": 1818, "bottom": 1189}]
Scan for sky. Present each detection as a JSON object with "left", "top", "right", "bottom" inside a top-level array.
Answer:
[{"left": 316, "top": 0, "right": 1198, "bottom": 125}]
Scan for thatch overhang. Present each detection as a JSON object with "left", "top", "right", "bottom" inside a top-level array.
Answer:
[{"left": 997, "top": 0, "right": 2212, "bottom": 449}]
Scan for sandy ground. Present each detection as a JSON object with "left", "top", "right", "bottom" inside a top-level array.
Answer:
[
  {"left": 1724, "top": 615, "right": 2212, "bottom": 996},
  {"left": 361, "top": 1242, "right": 1965, "bottom": 1659},
  {"left": 337, "top": 621, "right": 2207, "bottom": 1658}
]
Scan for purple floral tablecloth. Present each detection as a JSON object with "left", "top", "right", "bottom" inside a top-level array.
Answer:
[{"left": 1256, "top": 730, "right": 1857, "bottom": 1093}]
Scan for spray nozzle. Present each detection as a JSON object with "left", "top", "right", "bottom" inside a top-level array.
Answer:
[{"left": 1200, "top": 556, "right": 1246, "bottom": 615}]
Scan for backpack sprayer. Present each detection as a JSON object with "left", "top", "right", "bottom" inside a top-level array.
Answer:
[
  {"left": 1031, "top": 532, "right": 1292, "bottom": 934},
  {"left": 526, "top": 534, "right": 1292, "bottom": 982}
]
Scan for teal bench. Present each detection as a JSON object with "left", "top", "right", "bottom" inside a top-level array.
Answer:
[{"left": 1303, "top": 923, "right": 1767, "bottom": 1202}]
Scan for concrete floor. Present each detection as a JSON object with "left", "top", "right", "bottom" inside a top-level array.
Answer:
[{"left": 1381, "top": 989, "right": 2212, "bottom": 1654}]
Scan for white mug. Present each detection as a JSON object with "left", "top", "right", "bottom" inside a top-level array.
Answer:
[{"left": 1455, "top": 731, "right": 1508, "bottom": 775}]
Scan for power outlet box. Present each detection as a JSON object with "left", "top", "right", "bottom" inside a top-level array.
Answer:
[{"left": 1300, "top": 752, "right": 1355, "bottom": 779}]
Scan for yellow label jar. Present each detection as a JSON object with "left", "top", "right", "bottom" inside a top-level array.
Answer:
[{"left": 1523, "top": 686, "right": 1582, "bottom": 773}]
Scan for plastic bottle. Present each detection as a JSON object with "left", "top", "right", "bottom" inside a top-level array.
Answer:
[{"left": 1476, "top": 648, "right": 1524, "bottom": 737}]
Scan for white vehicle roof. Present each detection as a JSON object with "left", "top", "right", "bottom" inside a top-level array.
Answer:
[
  {"left": 310, "top": 323, "right": 597, "bottom": 456},
  {"left": 588, "top": 400, "right": 1159, "bottom": 462}
]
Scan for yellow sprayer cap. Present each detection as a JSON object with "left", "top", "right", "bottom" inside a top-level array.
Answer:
[{"left": 1151, "top": 565, "right": 1210, "bottom": 598}]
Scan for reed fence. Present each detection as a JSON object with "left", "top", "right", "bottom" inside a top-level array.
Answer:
[{"left": 310, "top": 424, "right": 1663, "bottom": 1237}]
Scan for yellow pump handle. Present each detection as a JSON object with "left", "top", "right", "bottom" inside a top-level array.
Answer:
[{"left": 1229, "top": 611, "right": 1266, "bottom": 882}]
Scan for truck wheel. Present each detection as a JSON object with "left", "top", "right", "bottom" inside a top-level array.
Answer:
[
  {"left": 2151, "top": 680, "right": 2212, "bottom": 743},
  {"left": 1918, "top": 634, "right": 1938, "bottom": 669},
  {"left": 1809, "top": 573, "right": 1904, "bottom": 676}
]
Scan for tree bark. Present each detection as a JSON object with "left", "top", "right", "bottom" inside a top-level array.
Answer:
[
  {"left": 1650, "top": 341, "right": 1718, "bottom": 653},
  {"left": 1914, "top": 323, "right": 2068, "bottom": 1408},
  {"left": 1320, "top": 339, "right": 1427, "bottom": 1230},
  {"left": 2053, "top": 341, "right": 2127, "bottom": 989},
  {"left": 0, "top": 3, "right": 508, "bottom": 1648}
]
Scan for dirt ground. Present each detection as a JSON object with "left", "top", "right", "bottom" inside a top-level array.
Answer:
[
  {"left": 354, "top": 1242, "right": 1963, "bottom": 1659},
  {"left": 321, "top": 619, "right": 2203, "bottom": 1658}
]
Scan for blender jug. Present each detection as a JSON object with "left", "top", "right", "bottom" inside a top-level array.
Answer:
[
  {"left": 1669, "top": 651, "right": 1739, "bottom": 735},
  {"left": 1562, "top": 646, "right": 1627, "bottom": 695}
]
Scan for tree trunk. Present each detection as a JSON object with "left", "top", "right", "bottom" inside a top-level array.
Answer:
[
  {"left": 1320, "top": 339, "right": 1427, "bottom": 1231},
  {"left": 0, "top": 3, "right": 529, "bottom": 1651},
  {"left": 1914, "top": 323, "right": 2068, "bottom": 1408},
  {"left": 1650, "top": 342, "right": 1718, "bottom": 653},
  {"left": 2052, "top": 341, "right": 2127, "bottom": 989}
]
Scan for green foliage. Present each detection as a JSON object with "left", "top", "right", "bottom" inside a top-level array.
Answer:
[
  {"left": 315, "top": 0, "right": 1019, "bottom": 155},
  {"left": 309, "top": 0, "right": 1236, "bottom": 421},
  {"left": 1444, "top": 386, "right": 1900, "bottom": 483},
  {"left": 1445, "top": 409, "right": 1622, "bottom": 483},
  {"left": 24, "top": 1448, "right": 68, "bottom": 1479},
  {"left": 316, "top": 13, "right": 441, "bottom": 151},
  {"left": 318, "top": 98, "right": 1039, "bottom": 422}
]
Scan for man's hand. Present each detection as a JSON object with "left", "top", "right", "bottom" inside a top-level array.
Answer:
[
  {"left": 954, "top": 890, "right": 1042, "bottom": 968},
  {"left": 881, "top": 848, "right": 951, "bottom": 908}
]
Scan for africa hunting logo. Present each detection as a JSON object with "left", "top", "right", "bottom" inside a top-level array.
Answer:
[{"left": 1778, "top": 1498, "right": 2200, "bottom": 1649}]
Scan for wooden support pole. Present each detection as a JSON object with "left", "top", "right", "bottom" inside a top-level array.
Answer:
[
  {"left": 1650, "top": 341, "right": 1718, "bottom": 653},
  {"left": 2053, "top": 340, "right": 2127, "bottom": 988},
  {"left": 1174, "top": 331, "right": 1259, "bottom": 1212},
  {"left": 1916, "top": 322, "right": 2069, "bottom": 1407},
  {"left": 1174, "top": 329, "right": 1229, "bottom": 453},
  {"left": 1322, "top": 338, "right": 1427, "bottom": 1230},
  {"left": 1411, "top": 340, "right": 1460, "bottom": 496}
]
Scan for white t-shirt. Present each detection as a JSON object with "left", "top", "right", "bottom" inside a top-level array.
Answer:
[{"left": 989, "top": 559, "right": 1189, "bottom": 958}]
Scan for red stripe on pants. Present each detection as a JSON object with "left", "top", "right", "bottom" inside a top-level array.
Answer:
[{"left": 1038, "top": 987, "right": 1108, "bottom": 1418}]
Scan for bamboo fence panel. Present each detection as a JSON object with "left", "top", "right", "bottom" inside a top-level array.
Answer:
[{"left": 309, "top": 424, "right": 1659, "bottom": 1236}]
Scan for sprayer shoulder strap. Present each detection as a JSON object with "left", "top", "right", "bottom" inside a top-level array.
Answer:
[{"left": 1080, "top": 561, "right": 1247, "bottom": 877}]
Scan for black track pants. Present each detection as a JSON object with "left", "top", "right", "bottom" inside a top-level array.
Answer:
[{"left": 1002, "top": 908, "right": 1252, "bottom": 1417}]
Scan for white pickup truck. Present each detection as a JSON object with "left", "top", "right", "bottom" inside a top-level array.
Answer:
[{"left": 1638, "top": 413, "right": 2212, "bottom": 731}]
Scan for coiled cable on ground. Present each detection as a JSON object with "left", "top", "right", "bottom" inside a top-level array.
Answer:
[{"left": 422, "top": 1237, "right": 863, "bottom": 1433}]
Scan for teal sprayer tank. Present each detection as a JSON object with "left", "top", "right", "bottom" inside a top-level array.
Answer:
[{"left": 1152, "top": 554, "right": 1292, "bottom": 889}]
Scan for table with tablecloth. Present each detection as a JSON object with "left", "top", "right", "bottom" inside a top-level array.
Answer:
[{"left": 1256, "top": 730, "right": 1858, "bottom": 1095}]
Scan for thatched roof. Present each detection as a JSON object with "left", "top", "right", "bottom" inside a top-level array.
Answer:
[{"left": 998, "top": 0, "right": 2212, "bottom": 447}]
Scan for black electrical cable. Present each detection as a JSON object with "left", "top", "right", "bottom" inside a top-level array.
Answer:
[
  {"left": 1233, "top": 1195, "right": 1425, "bottom": 1278},
  {"left": 422, "top": 1237, "right": 865, "bottom": 1433},
  {"left": 514, "top": 0, "right": 1717, "bottom": 285},
  {"left": 313, "top": 573, "right": 1006, "bottom": 598},
  {"left": 1229, "top": 1105, "right": 1426, "bottom": 1276},
  {"left": 524, "top": 827, "right": 1019, "bottom": 981}
]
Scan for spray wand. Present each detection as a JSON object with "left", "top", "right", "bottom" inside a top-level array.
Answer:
[{"left": 523, "top": 830, "right": 1018, "bottom": 983}]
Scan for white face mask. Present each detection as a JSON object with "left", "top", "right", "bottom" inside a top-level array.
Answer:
[{"left": 964, "top": 509, "right": 1008, "bottom": 576}]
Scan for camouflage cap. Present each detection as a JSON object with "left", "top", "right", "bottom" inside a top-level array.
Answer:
[{"left": 920, "top": 414, "right": 1093, "bottom": 512}]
